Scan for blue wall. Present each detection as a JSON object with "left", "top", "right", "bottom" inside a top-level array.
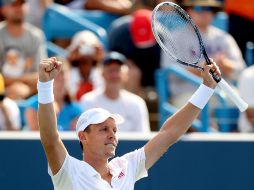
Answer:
[{"left": 0, "top": 133, "right": 254, "bottom": 190}]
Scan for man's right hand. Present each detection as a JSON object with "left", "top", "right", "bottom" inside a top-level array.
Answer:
[{"left": 39, "top": 57, "right": 62, "bottom": 82}]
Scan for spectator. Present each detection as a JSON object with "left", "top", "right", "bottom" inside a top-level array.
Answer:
[
  {"left": 26, "top": 0, "right": 53, "bottom": 28},
  {"left": 0, "top": 0, "right": 47, "bottom": 100},
  {"left": 67, "top": 30, "right": 104, "bottom": 100},
  {"left": 161, "top": 0, "right": 245, "bottom": 107},
  {"left": 108, "top": 9, "right": 161, "bottom": 96},
  {"left": 25, "top": 58, "right": 83, "bottom": 131},
  {"left": 0, "top": 73, "right": 21, "bottom": 130},
  {"left": 238, "top": 65, "right": 254, "bottom": 132},
  {"left": 80, "top": 51, "right": 151, "bottom": 132},
  {"left": 225, "top": 0, "right": 254, "bottom": 58}
]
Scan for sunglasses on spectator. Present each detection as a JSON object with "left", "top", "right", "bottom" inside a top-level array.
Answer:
[{"left": 192, "top": 6, "right": 214, "bottom": 12}]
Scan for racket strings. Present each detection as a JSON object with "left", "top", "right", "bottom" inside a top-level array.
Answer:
[{"left": 153, "top": 4, "right": 202, "bottom": 64}]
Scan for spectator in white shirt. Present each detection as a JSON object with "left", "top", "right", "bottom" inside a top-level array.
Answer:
[
  {"left": 0, "top": 73, "right": 21, "bottom": 130},
  {"left": 80, "top": 51, "right": 151, "bottom": 132}
]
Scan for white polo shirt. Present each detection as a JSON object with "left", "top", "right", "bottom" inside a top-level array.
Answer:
[{"left": 49, "top": 147, "right": 148, "bottom": 190}]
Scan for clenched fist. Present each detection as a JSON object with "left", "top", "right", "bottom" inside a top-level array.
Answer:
[
  {"left": 201, "top": 59, "right": 221, "bottom": 89},
  {"left": 39, "top": 57, "right": 62, "bottom": 82}
]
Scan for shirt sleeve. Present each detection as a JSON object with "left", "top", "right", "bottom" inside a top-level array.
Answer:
[
  {"left": 122, "top": 147, "right": 148, "bottom": 181},
  {"left": 48, "top": 154, "right": 75, "bottom": 190}
]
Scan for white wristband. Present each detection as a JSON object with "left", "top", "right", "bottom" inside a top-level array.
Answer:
[
  {"left": 37, "top": 80, "right": 54, "bottom": 104},
  {"left": 189, "top": 84, "right": 214, "bottom": 109}
]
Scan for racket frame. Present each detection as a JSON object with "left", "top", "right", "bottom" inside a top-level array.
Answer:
[
  {"left": 151, "top": 2, "right": 248, "bottom": 112},
  {"left": 152, "top": 2, "right": 221, "bottom": 78}
]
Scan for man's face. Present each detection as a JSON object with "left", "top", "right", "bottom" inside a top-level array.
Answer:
[
  {"left": 83, "top": 118, "right": 118, "bottom": 159},
  {"left": 2, "top": 1, "right": 27, "bottom": 24},
  {"left": 103, "top": 62, "right": 124, "bottom": 85}
]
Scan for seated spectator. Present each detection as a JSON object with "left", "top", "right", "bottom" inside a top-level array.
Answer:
[
  {"left": 80, "top": 51, "right": 151, "bottom": 132},
  {"left": 67, "top": 30, "right": 104, "bottom": 100},
  {"left": 238, "top": 65, "right": 254, "bottom": 132},
  {"left": 160, "top": 0, "right": 245, "bottom": 107},
  {"left": 0, "top": 73, "right": 21, "bottom": 130},
  {"left": 108, "top": 9, "right": 161, "bottom": 96},
  {"left": 0, "top": 0, "right": 47, "bottom": 100},
  {"left": 25, "top": 58, "right": 83, "bottom": 131}
]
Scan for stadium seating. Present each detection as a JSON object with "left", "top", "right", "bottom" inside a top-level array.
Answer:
[
  {"left": 214, "top": 106, "right": 239, "bottom": 132},
  {"left": 40, "top": 5, "right": 245, "bottom": 132},
  {"left": 155, "top": 64, "right": 232, "bottom": 132},
  {"left": 42, "top": 3, "right": 108, "bottom": 50},
  {"left": 212, "top": 12, "right": 229, "bottom": 31},
  {"left": 75, "top": 9, "right": 120, "bottom": 32},
  {"left": 245, "top": 41, "right": 254, "bottom": 66},
  {"left": 46, "top": 41, "right": 68, "bottom": 58}
]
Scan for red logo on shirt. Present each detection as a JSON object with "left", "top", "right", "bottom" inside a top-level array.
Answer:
[{"left": 118, "top": 171, "right": 125, "bottom": 179}]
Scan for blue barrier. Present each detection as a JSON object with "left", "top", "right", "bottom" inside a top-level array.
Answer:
[
  {"left": 212, "top": 12, "right": 228, "bottom": 32},
  {"left": 245, "top": 41, "right": 254, "bottom": 66},
  {"left": 75, "top": 10, "right": 119, "bottom": 32},
  {"left": 214, "top": 107, "right": 240, "bottom": 132},
  {"left": 155, "top": 65, "right": 228, "bottom": 132},
  {"left": 0, "top": 132, "right": 254, "bottom": 190},
  {"left": 42, "top": 3, "right": 108, "bottom": 49},
  {"left": 46, "top": 41, "right": 68, "bottom": 58}
]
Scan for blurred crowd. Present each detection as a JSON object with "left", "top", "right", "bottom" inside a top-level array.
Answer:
[{"left": 0, "top": 0, "right": 253, "bottom": 133}]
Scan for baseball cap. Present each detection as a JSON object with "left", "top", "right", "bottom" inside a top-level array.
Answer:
[
  {"left": 0, "top": 0, "right": 25, "bottom": 6},
  {"left": 76, "top": 108, "right": 124, "bottom": 136},
  {"left": 103, "top": 51, "right": 126, "bottom": 65},
  {"left": 130, "top": 9, "right": 156, "bottom": 48}
]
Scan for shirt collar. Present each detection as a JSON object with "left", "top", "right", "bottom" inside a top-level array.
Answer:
[
  {"left": 82, "top": 157, "right": 128, "bottom": 178},
  {"left": 108, "top": 157, "right": 128, "bottom": 178},
  {"left": 82, "top": 161, "right": 99, "bottom": 177}
]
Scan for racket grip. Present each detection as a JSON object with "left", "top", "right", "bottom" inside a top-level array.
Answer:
[
  {"left": 210, "top": 71, "right": 221, "bottom": 83},
  {"left": 218, "top": 79, "right": 248, "bottom": 112}
]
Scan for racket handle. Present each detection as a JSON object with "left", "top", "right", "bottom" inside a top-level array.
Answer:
[
  {"left": 210, "top": 71, "right": 221, "bottom": 83},
  {"left": 218, "top": 79, "right": 248, "bottom": 112}
]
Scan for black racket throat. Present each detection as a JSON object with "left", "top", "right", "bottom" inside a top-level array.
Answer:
[{"left": 176, "top": 59, "right": 203, "bottom": 70}]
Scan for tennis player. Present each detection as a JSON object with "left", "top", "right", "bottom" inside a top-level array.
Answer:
[{"left": 38, "top": 57, "right": 221, "bottom": 190}]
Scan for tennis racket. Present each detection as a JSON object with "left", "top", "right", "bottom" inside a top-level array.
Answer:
[{"left": 151, "top": 2, "right": 248, "bottom": 112}]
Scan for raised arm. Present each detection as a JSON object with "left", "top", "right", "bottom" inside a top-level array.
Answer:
[
  {"left": 38, "top": 57, "right": 67, "bottom": 175},
  {"left": 144, "top": 62, "right": 221, "bottom": 170}
]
